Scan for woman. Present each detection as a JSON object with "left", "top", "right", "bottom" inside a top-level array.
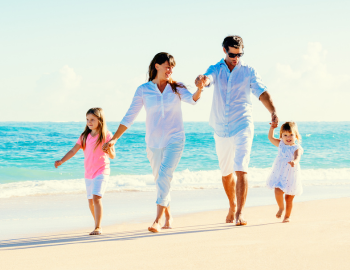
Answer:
[{"left": 102, "top": 52, "right": 203, "bottom": 232}]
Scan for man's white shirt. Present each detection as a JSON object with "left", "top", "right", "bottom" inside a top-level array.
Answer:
[
  {"left": 120, "top": 81, "right": 198, "bottom": 148},
  {"left": 204, "top": 59, "right": 267, "bottom": 138}
]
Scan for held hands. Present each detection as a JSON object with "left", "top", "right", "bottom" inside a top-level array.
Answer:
[
  {"left": 102, "top": 139, "right": 116, "bottom": 153},
  {"left": 195, "top": 75, "right": 210, "bottom": 89},
  {"left": 54, "top": 160, "right": 63, "bottom": 168},
  {"left": 270, "top": 112, "right": 279, "bottom": 128},
  {"left": 271, "top": 112, "right": 279, "bottom": 127}
]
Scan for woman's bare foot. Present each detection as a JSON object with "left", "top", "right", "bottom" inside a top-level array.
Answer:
[
  {"left": 226, "top": 207, "right": 235, "bottom": 223},
  {"left": 276, "top": 208, "right": 284, "bottom": 218},
  {"left": 283, "top": 217, "right": 290, "bottom": 223},
  {"left": 148, "top": 222, "right": 161, "bottom": 233},
  {"left": 235, "top": 212, "right": 247, "bottom": 226},
  {"left": 162, "top": 217, "right": 173, "bottom": 229},
  {"left": 90, "top": 227, "right": 102, "bottom": 235}
]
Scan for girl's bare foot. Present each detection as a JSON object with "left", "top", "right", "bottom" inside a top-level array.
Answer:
[
  {"left": 226, "top": 207, "right": 235, "bottom": 223},
  {"left": 283, "top": 217, "right": 290, "bottom": 223},
  {"left": 90, "top": 227, "right": 102, "bottom": 235},
  {"left": 276, "top": 208, "right": 284, "bottom": 218},
  {"left": 162, "top": 217, "right": 173, "bottom": 229},
  {"left": 148, "top": 222, "right": 161, "bottom": 233}
]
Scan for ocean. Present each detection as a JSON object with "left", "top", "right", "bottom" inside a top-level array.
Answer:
[{"left": 1, "top": 121, "right": 350, "bottom": 199}]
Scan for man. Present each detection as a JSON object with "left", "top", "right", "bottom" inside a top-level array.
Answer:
[{"left": 195, "top": 35, "right": 278, "bottom": 225}]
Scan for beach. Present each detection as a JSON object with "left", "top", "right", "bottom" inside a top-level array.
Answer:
[
  {"left": 1, "top": 121, "right": 350, "bottom": 268},
  {"left": 1, "top": 197, "right": 349, "bottom": 270}
]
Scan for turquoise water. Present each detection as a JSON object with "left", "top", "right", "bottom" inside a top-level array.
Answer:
[{"left": 1, "top": 121, "right": 350, "bottom": 197}]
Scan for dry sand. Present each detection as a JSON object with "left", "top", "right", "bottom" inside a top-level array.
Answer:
[{"left": 1, "top": 198, "right": 349, "bottom": 270}]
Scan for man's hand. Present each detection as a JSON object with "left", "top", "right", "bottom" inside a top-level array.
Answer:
[
  {"left": 195, "top": 75, "right": 210, "bottom": 89},
  {"left": 54, "top": 160, "right": 63, "bottom": 168},
  {"left": 102, "top": 139, "right": 117, "bottom": 153},
  {"left": 271, "top": 112, "right": 279, "bottom": 127}
]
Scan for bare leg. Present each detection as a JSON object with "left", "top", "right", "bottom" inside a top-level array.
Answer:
[
  {"left": 162, "top": 205, "right": 173, "bottom": 229},
  {"left": 88, "top": 199, "right": 95, "bottom": 220},
  {"left": 148, "top": 204, "right": 166, "bottom": 233},
  {"left": 275, "top": 188, "right": 285, "bottom": 218},
  {"left": 283, "top": 195, "right": 295, "bottom": 223},
  {"left": 235, "top": 171, "right": 248, "bottom": 226},
  {"left": 222, "top": 173, "right": 236, "bottom": 223},
  {"left": 90, "top": 195, "right": 103, "bottom": 235}
]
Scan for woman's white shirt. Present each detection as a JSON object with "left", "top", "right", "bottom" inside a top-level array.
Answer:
[{"left": 120, "top": 81, "right": 198, "bottom": 148}]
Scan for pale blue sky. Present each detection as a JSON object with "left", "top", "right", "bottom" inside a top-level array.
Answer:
[{"left": 1, "top": 0, "right": 349, "bottom": 122}]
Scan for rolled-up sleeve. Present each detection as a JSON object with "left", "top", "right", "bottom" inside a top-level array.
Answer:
[
  {"left": 120, "top": 87, "right": 144, "bottom": 128},
  {"left": 204, "top": 65, "right": 216, "bottom": 86},
  {"left": 178, "top": 87, "right": 198, "bottom": 105},
  {"left": 250, "top": 68, "right": 267, "bottom": 99}
]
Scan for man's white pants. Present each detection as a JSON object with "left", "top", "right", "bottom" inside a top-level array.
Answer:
[
  {"left": 214, "top": 127, "right": 253, "bottom": 176},
  {"left": 146, "top": 140, "right": 184, "bottom": 207}
]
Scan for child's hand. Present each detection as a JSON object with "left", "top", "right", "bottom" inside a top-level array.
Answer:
[
  {"left": 288, "top": 161, "right": 295, "bottom": 167},
  {"left": 55, "top": 160, "right": 63, "bottom": 168},
  {"left": 102, "top": 139, "right": 116, "bottom": 153},
  {"left": 270, "top": 122, "right": 278, "bottom": 129}
]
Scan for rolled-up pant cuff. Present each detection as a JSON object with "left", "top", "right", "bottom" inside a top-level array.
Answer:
[{"left": 156, "top": 198, "right": 170, "bottom": 207}]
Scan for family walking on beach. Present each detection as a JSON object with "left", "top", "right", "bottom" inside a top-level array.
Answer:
[{"left": 55, "top": 35, "right": 304, "bottom": 235}]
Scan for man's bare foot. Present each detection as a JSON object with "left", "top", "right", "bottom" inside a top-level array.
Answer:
[
  {"left": 90, "top": 227, "right": 102, "bottom": 235},
  {"left": 276, "top": 208, "right": 284, "bottom": 218},
  {"left": 162, "top": 217, "right": 173, "bottom": 229},
  {"left": 235, "top": 212, "right": 247, "bottom": 226},
  {"left": 148, "top": 222, "right": 161, "bottom": 233},
  {"left": 226, "top": 207, "right": 235, "bottom": 223},
  {"left": 283, "top": 217, "right": 290, "bottom": 223}
]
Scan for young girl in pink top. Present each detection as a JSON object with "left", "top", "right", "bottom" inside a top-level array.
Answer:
[{"left": 55, "top": 108, "right": 115, "bottom": 235}]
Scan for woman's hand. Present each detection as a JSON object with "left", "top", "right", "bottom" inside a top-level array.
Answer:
[
  {"left": 102, "top": 139, "right": 117, "bottom": 153},
  {"left": 54, "top": 160, "right": 63, "bottom": 168}
]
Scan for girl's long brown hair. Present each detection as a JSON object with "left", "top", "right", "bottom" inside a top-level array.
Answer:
[
  {"left": 148, "top": 52, "right": 186, "bottom": 96},
  {"left": 80, "top": 108, "right": 108, "bottom": 150}
]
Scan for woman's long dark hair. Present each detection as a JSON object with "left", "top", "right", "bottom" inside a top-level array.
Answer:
[{"left": 148, "top": 52, "right": 186, "bottom": 95}]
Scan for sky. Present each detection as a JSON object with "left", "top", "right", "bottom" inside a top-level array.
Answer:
[{"left": 1, "top": 0, "right": 350, "bottom": 122}]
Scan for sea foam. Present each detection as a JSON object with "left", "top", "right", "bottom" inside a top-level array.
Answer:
[{"left": 1, "top": 168, "right": 350, "bottom": 199}]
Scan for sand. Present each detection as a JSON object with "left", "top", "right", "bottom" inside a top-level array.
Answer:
[{"left": 1, "top": 197, "right": 349, "bottom": 270}]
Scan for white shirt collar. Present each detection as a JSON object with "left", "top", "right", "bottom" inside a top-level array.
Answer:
[{"left": 219, "top": 58, "right": 244, "bottom": 71}]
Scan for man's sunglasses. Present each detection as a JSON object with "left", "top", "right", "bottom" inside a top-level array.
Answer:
[{"left": 227, "top": 52, "right": 244, "bottom": 58}]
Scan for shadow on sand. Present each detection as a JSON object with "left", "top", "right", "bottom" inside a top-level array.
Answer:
[{"left": 0, "top": 222, "right": 279, "bottom": 251}]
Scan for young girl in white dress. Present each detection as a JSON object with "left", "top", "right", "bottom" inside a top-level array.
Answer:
[{"left": 266, "top": 121, "right": 303, "bottom": 223}]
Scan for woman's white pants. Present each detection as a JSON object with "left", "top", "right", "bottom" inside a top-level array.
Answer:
[{"left": 146, "top": 140, "right": 184, "bottom": 207}]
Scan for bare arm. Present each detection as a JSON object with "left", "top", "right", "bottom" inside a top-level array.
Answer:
[
  {"left": 102, "top": 124, "right": 128, "bottom": 153},
  {"left": 268, "top": 125, "right": 280, "bottom": 147},
  {"left": 105, "top": 144, "right": 116, "bottom": 159},
  {"left": 288, "top": 149, "right": 302, "bottom": 167},
  {"left": 54, "top": 144, "right": 81, "bottom": 168},
  {"left": 192, "top": 88, "right": 202, "bottom": 102},
  {"left": 259, "top": 91, "right": 278, "bottom": 126}
]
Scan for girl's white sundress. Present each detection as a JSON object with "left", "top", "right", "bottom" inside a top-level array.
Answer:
[{"left": 266, "top": 140, "right": 303, "bottom": 196}]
